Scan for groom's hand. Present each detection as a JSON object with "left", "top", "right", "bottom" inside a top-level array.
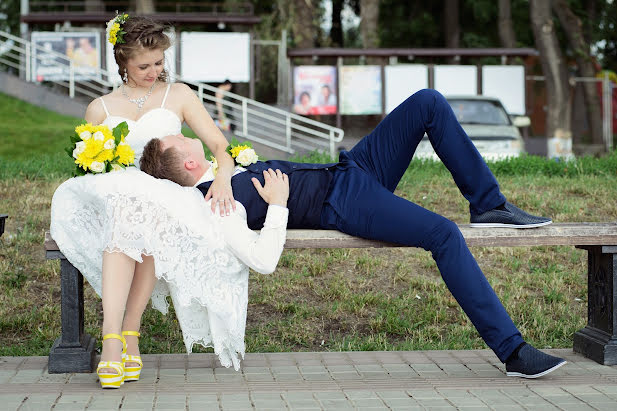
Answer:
[{"left": 252, "top": 169, "right": 289, "bottom": 207}]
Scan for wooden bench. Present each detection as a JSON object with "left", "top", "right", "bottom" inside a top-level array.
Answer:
[{"left": 44, "top": 222, "right": 617, "bottom": 373}]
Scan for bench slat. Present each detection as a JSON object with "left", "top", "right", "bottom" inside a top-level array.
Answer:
[{"left": 45, "top": 223, "right": 617, "bottom": 256}]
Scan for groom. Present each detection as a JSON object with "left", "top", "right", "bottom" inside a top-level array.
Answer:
[{"left": 140, "top": 89, "right": 565, "bottom": 378}]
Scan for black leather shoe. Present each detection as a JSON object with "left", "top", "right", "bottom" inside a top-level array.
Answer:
[
  {"left": 506, "top": 343, "right": 566, "bottom": 378},
  {"left": 470, "top": 202, "right": 552, "bottom": 228}
]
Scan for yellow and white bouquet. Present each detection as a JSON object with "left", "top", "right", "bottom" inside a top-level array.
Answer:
[
  {"left": 227, "top": 138, "right": 258, "bottom": 167},
  {"left": 211, "top": 138, "right": 259, "bottom": 176},
  {"left": 66, "top": 121, "right": 134, "bottom": 175}
]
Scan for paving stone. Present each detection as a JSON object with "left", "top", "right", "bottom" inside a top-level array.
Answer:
[
  {"left": 67, "top": 373, "right": 99, "bottom": 383},
  {"left": 354, "top": 365, "right": 384, "bottom": 372},
  {"left": 270, "top": 366, "right": 300, "bottom": 374},
  {"left": 407, "top": 389, "right": 444, "bottom": 399},
  {"left": 214, "top": 373, "right": 245, "bottom": 382},
  {"left": 285, "top": 399, "right": 322, "bottom": 408},
  {"left": 376, "top": 390, "right": 411, "bottom": 399},
  {"left": 53, "top": 404, "right": 88, "bottom": 411},
  {"left": 273, "top": 373, "right": 304, "bottom": 381},
  {"left": 244, "top": 373, "right": 275, "bottom": 381},
  {"left": 156, "top": 394, "right": 188, "bottom": 404},
  {"left": 56, "top": 394, "right": 91, "bottom": 404},
  {"left": 344, "top": 391, "right": 379, "bottom": 400},
  {"left": 350, "top": 398, "right": 386, "bottom": 407},
  {"left": 557, "top": 405, "right": 596, "bottom": 411},
  {"left": 318, "top": 399, "right": 355, "bottom": 408},
  {"left": 381, "top": 398, "right": 421, "bottom": 407},
  {"left": 330, "top": 372, "right": 363, "bottom": 380},
  {"left": 284, "top": 392, "right": 315, "bottom": 401},
  {"left": 301, "top": 373, "right": 332, "bottom": 381},
  {"left": 415, "top": 398, "right": 454, "bottom": 407},
  {"left": 298, "top": 366, "right": 328, "bottom": 374}
]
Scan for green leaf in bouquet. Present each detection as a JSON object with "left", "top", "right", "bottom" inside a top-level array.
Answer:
[
  {"left": 113, "top": 121, "right": 129, "bottom": 145},
  {"left": 65, "top": 147, "right": 74, "bottom": 158},
  {"left": 73, "top": 166, "right": 86, "bottom": 177}
]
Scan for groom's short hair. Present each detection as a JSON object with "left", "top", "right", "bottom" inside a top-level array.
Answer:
[{"left": 140, "top": 138, "right": 194, "bottom": 187}]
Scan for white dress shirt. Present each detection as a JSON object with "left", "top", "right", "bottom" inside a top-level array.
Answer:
[{"left": 196, "top": 163, "right": 288, "bottom": 274}]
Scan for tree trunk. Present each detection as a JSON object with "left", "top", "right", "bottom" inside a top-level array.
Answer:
[
  {"left": 292, "top": 0, "right": 315, "bottom": 49},
  {"left": 135, "top": 0, "right": 155, "bottom": 14},
  {"left": 444, "top": 0, "right": 460, "bottom": 64},
  {"left": 553, "top": 0, "right": 604, "bottom": 146},
  {"left": 530, "top": 0, "right": 573, "bottom": 158},
  {"left": 331, "top": 0, "right": 344, "bottom": 47},
  {"left": 359, "top": 0, "right": 379, "bottom": 48},
  {"left": 498, "top": 0, "right": 517, "bottom": 48}
]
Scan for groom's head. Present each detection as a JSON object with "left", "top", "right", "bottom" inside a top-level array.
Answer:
[{"left": 140, "top": 134, "right": 207, "bottom": 186}]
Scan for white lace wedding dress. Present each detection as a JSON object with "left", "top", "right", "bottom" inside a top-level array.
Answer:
[{"left": 50, "top": 85, "right": 249, "bottom": 370}]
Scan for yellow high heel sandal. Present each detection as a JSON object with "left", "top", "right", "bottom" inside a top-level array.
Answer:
[
  {"left": 122, "top": 331, "right": 143, "bottom": 382},
  {"left": 96, "top": 333, "right": 126, "bottom": 389}
]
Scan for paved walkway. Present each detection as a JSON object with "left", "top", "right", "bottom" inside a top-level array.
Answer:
[{"left": 1, "top": 349, "right": 616, "bottom": 410}]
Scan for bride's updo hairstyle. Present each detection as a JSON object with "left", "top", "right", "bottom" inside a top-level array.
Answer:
[{"left": 113, "top": 16, "right": 171, "bottom": 82}]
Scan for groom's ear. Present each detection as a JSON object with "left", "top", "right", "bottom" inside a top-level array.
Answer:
[{"left": 184, "top": 158, "right": 198, "bottom": 171}]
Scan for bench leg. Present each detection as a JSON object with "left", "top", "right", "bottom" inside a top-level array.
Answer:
[
  {"left": 48, "top": 259, "right": 97, "bottom": 373},
  {"left": 573, "top": 245, "right": 617, "bottom": 365}
]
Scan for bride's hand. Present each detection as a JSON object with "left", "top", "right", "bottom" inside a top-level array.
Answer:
[{"left": 205, "top": 174, "right": 236, "bottom": 216}]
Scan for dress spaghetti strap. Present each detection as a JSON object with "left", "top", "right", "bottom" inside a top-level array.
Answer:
[
  {"left": 161, "top": 84, "right": 171, "bottom": 108},
  {"left": 99, "top": 97, "right": 110, "bottom": 116}
]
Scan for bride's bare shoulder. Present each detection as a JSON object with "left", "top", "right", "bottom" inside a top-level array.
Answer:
[
  {"left": 171, "top": 82, "right": 193, "bottom": 96},
  {"left": 85, "top": 96, "right": 107, "bottom": 124}
]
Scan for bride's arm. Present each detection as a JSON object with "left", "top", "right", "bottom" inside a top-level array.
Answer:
[{"left": 177, "top": 83, "right": 236, "bottom": 216}]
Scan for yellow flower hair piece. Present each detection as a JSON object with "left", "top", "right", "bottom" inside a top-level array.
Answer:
[{"left": 106, "top": 13, "right": 129, "bottom": 46}]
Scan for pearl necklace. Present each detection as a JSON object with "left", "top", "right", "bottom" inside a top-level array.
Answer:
[{"left": 121, "top": 82, "right": 156, "bottom": 111}]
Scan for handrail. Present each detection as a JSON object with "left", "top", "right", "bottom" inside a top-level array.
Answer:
[{"left": 0, "top": 29, "right": 344, "bottom": 157}]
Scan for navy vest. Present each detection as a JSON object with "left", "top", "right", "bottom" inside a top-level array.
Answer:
[{"left": 196, "top": 160, "right": 336, "bottom": 230}]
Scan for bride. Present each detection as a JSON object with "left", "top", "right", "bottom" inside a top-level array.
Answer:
[{"left": 50, "top": 14, "right": 280, "bottom": 388}]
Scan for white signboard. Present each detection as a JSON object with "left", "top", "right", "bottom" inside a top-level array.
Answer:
[
  {"left": 31, "top": 32, "right": 101, "bottom": 81},
  {"left": 434, "top": 65, "right": 477, "bottom": 96},
  {"left": 106, "top": 31, "right": 176, "bottom": 85},
  {"left": 385, "top": 65, "right": 428, "bottom": 113},
  {"left": 482, "top": 65, "right": 526, "bottom": 115},
  {"left": 180, "top": 32, "right": 250, "bottom": 82},
  {"left": 340, "top": 65, "right": 382, "bottom": 115}
]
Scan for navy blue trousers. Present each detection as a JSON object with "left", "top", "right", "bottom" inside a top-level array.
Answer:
[{"left": 320, "top": 89, "right": 523, "bottom": 362}]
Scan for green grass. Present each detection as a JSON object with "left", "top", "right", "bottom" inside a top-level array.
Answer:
[{"left": 1, "top": 92, "right": 616, "bottom": 357}]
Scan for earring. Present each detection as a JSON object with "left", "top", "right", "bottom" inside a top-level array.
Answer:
[{"left": 123, "top": 68, "right": 128, "bottom": 83}]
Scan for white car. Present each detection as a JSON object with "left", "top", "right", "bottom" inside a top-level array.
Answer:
[{"left": 414, "top": 95, "right": 530, "bottom": 160}]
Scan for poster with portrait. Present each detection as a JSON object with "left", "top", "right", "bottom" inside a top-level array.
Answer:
[
  {"left": 292, "top": 66, "right": 337, "bottom": 115},
  {"left": 31, "top": 32, "right": 101, "bottom": 81},
  {"left": 340, "top": 66, "right": 382, "bottom": 115},
  {"left": 106, "top": 30, "right": 176, "bottom": 85}
]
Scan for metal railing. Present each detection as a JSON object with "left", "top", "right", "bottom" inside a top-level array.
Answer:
[{"left": 0, "top": 30, "right": 343, "bottom": 157}]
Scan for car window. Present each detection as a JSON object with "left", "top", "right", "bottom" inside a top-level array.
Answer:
[{"left": 447, "top": 100, "right": 511, "bottom": 125}]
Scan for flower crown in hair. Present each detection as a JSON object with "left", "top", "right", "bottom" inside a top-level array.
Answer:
[{"left": 106, "top": 13, "right": 129, "bottom": 46}]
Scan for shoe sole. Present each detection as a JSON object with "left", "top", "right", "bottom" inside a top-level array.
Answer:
[
  {"left": 506, "top": 360, "right": 567, "bottom": 379},
  {"left": 470, "top": 220, "right": 552, "bottom": 229}
]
